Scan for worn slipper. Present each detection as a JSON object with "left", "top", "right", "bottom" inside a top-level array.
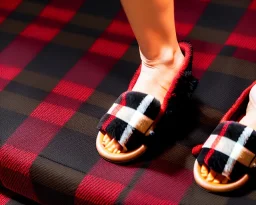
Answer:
[
  {"left": 96, "top": 41, "right": 198, "bottom": 163},
  {"left": 193, "top": 81, "right": 256, "bottom": 192}
]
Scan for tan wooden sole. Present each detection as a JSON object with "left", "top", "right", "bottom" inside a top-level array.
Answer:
[
  {"left": 193, "top": 160, "right": 249, "bottom": 192},
  {"left": 96, "top": 132, "right": 147, "bottom": 163}
]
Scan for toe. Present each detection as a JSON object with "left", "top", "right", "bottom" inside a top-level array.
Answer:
[
  {"left": 103, "top": 135, "right": 111, "bottom": 146},
  {"left": 107, "top": 144, "right": 116, "bottom": 152},
  {"left": 212, "top": 178, "right": 220, "bottom": 184},
  {"left": 111, "top": 139, "right": 123, "bottom": 153},
  {"left": 206, "top": 170, "right": 216, "bottom": 182},
  {"left": 103, "top": 136, "right": 123, "bottom": 154},
  {"left": 105, "top": 138, "right": 115, "bottom": 148},
  {"left": 200, "top": 164, "right": 230, "bottom": 184},
  {"left": 200, "top": 164, "right": 209, "bottom": 178},
  {"left": 221, "top": 177, "right": 229, "bottom": 184},
  {"left": 99, "top": 131, "right": 124, "bottom": 154},
  {"left": 100, "top": 132, "right": 111, "bottom": 146},
  {"left": 103, "top": 134, "right": 108, "bottom": 142},
  {"left": 212, "top": 174, "right": 224, "bottom": 184}
]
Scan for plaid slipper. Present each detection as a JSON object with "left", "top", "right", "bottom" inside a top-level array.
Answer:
[
  {"left": 96, "top": 41, "right": 198, "bottom": 163},
  {"left": 193, "top": 81, "right": 256, "bottom": 192},
  {"left": 98, "top": 91, "right": 161, "bottom": 151}
]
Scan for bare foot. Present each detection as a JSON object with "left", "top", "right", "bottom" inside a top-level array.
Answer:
[
  {"left": 99, "top": 48, "right": 185, "bottom": 153},
  {"left": 200, "top": 84, "right": 256, "bottom": 184}
]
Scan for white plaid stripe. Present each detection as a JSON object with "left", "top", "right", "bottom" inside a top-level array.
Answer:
[
  {"left": 203, "top": 133, "right": 255, "bottom": 168},
  {"left": 119, "top": 95, "right": 154, "bottom": 146},
  {"left": 107, "top": 102, "right": 154, "bottom": 133},
  {"left": 107, "top": 95, "right": 155, "bottom": 146},
  {"left": 203, "top": 135, "right": 236, "bottom": 158},
  {"left": 119, "top": 124, "right": 133, "bottom": 150},
  {"left": 222, "top": 127, "right": 254, "bottom": 177},
  {"left": 107, "top": 103, "right": 118, "bottom": 114},
  {"left": 202, "top": 134, "right": 218, "bottom": 149}
]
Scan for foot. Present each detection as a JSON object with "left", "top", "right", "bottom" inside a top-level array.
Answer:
[
  {"left": 200, "top": 84, "right": 256, "bottom": 184},
  {"left": 100, "top": 48, "right": 185, "bottom": 153}
]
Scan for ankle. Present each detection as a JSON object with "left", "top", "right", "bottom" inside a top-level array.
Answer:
[{"left": 140, "top": 46, "right": 184, "bottom": 70}]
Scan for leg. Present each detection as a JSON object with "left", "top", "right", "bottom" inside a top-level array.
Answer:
[
  {"left": 101, "top": 0, "right": 185, "bottom": 153},
  {"left": 121, "top": 0, "right": 182, "bottom": 63},
  {"left": 201, "top": 84, "right": 256, "bottom": 184}
]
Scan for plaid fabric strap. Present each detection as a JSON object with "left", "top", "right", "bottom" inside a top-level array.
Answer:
[
  {"left": 197, "top": 121, "right": 256, "bottom": 180},
  {"left": 97, "top": 91, "right": 161, "bottom": 150}
]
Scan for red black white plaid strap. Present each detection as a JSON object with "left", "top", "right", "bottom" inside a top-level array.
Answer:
[
  {"left": 197, "top": 121, "right": 256, "bottom": 180},
  {"left": 97, "top": 91, "right": 161, "bottom": 150}
]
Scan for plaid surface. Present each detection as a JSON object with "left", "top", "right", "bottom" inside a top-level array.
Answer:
[
  {"left": 0, "top": 185, "right": 37, "bottom": 205},
  {"left": 197, "top": 121, "right": 256, "bottom": 180},
  {"left": 0, "top": 0, "right": 256, "bottom": 204}
]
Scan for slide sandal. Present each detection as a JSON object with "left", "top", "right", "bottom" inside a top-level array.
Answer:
[
  {"left": 193, "top": 81, "right": 256, "bottom": 192},
  {"left": 96, "top": 41, "right": 198, "bottom": 163}
]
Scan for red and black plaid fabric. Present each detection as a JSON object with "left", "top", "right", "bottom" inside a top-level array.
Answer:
[
  {"left": 0, "top": 185, "right": 37, "bottom": 205},
  {"left": 1, "top": 0, "right": 256, "bottom": 204},
  {"left": 197, "top": 121, "right": 256, "bottom": 180}
]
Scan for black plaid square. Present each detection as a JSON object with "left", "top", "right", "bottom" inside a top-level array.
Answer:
[{"left": 196, "top": 3, "right": 246, "bottom": 32}]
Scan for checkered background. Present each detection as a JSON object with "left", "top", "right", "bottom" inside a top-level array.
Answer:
[{"left": 0, "top": 0, "right": 256, "bottom": 204}]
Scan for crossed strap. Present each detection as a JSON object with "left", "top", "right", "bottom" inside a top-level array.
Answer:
[
  {"left": 197, "top": 121, "right": 256, "bottom": 180},
  {"left": 97, "top": 91, "right": 161, "bottom": 150}
]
